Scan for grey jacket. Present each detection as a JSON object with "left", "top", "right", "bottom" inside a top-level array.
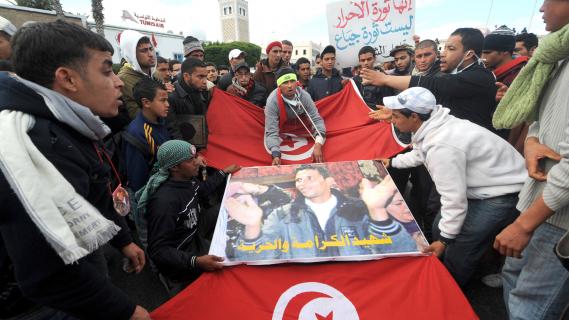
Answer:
[
  {"left": 264, "top": 88, "right": 326, "bottom": 155},
  {"left": 233, "top": 188, "right": 417, "bottom": 260}
]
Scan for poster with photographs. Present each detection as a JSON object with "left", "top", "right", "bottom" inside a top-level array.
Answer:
[{"left": 209, "top": 160, "right": 429, "bottom": 265}]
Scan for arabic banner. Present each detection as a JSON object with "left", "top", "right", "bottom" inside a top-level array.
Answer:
[
  {"left": 209, "top": 160, "right": 429, "bottom": 265},
  {"left": 326, "top": 0, "right": 415, "bottom": 68}
]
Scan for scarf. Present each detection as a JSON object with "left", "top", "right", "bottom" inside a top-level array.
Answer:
[
  {"left": 493, "top": 24, "right": 569, "bottom": 129},
  {"left": 0, "top": 75, "right": 119, "bottom": 265},
  {"left": 231, "top": 77, "right": 254, "bottom": 96},
  {"left": 136, "top": 140, "right": 196, "bottom": 218}
]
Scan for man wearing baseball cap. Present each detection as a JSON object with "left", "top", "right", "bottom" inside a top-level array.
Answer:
[
  {"left": 218, "top": 48, "right": 247, "bottom": 90},
  {"left": 389, "top": 45, "right": 415, "bottom": 76},
  {"left": 226, "top": 61, "right": 266, "bottom": 106},
  {"left": 253, "top": 41, "right": 285, "bottom": 97},
  {"left": 0, "top": 16, "right": 16, "bottom": 60},
  {"left": 382, "top": 87, "right": 526, "bottom": 287}
]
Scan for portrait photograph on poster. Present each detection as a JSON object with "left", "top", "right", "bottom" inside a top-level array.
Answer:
[{"left": 209, "top": 160, "right": 429, "bottom": 265}]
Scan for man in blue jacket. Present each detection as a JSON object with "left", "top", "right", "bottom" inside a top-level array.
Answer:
[{"left": 307, "top": 45, "right": 344, "bottom": 101}]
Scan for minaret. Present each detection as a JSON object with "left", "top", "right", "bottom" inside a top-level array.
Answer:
[{"left": 218, "top": 0, "right": 250, "bottom": 42}]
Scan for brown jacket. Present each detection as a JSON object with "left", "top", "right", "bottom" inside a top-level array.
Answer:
[
  {"left": 253, "top": 58, "right": 283, "bottom": 97},
  {"left": 118, "top": 64, "right": 149, "bottom": 119}
]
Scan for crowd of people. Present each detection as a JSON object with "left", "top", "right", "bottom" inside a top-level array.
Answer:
[{"left": 0, "top": 0, "right": 568, "bottom": 318}]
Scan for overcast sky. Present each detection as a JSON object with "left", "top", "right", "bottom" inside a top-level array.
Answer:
[{"left": 4, "top": 0, "right": 547, "bottom": 45}]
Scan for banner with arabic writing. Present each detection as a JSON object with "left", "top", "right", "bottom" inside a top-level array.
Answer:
[
  {"left": 209, "top": 160, "right": 428, "bottom": 265},
  {"left": 326, "top": 0, "right": 415, "bottom": 68}
]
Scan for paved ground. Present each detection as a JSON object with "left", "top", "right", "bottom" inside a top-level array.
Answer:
[{"left": 105, "top": 243, "right": 508, "bottom": 319}]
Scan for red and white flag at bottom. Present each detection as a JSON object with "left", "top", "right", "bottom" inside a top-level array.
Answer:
[{"left": 151, "top": 256, "right": 478, "bottom": 320}]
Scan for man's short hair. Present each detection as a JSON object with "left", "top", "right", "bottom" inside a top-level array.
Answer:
[
  {"left": 181, "top": 57, "right": 206, "bottom": 75},
  {"left": 515, "top": 33, "right": 539, "bottom": 50},
  {"left": 358, "top": 45, "right": 376, "bottom": 58},
  {"left": 217, "top": 64, "right": 229, "bottom": 72},
  {"left": 133, "top": 78, "right": 166, "bottom": 107},
  {"left": 11, "top": 20, "right": 114, "bottom": 88},
  {"left": 281, "top": 40, "right": 293, "bottom": 47},
  {"left": 296, "top": 57, "right": 310, "bottom": 68},
  {"left": 137, "top": 36, "right": 151, "bottom": 48},
  {"left": 156, "top": 56, "right": 168, "bottom": 64},
  {"left": 415, "top": 39, "right": 438, "bottom": 53},
  {"left": 205, "top": 62, "right": 217, "bottom": 69},
  {"left": 450, "top": 28, "right": 484, "bottom": 56},
  {"left": 397, "top": 107, "right": 431, "bottom": 121},
  {"left": 295, "top": 164, "right": 330, "bottom": 178},
  {"left": 168, "top": 59, "right": 180, "bottom": 71}
]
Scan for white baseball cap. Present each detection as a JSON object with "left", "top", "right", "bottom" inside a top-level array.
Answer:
[
  {"left": 0, "top": 16, "right": 16, "bottom": 37},
  {"left": 383, "top": 87, "right": 437, "bottom": 114},
  {"left": 228, "top": 48, "right": 246, "bottom": 60}
]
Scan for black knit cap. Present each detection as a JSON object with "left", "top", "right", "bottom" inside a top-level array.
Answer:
[
  {"left": 275, "top": 66, "right": 296, "bottom": 79},
  {"left": 321, "top": 45, "right": 336, "bottom": 57},
  {"left": 483, "top": 26, "right": 515, "bottom": 52}
]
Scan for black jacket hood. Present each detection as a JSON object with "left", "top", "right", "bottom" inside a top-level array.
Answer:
[{"left": 0, "top": 72, "right": 54, "bottom": 120}]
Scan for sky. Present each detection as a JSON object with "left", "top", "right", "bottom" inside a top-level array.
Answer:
[{"left": 3, "top": 0, "right": 546, "bottom": 46}]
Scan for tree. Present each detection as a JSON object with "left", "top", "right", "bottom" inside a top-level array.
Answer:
[
  {"left": 203, "top": 41, "right": 262, "bottom": 68},
  {"left": 13, "top": 0, "right": 53, "bottom": 10},
  {"left": 91, "top": 0, "right": 105, "bottom": 36},
  {"left": 51, "top": 0, "right": 64, "bottom": 18}
]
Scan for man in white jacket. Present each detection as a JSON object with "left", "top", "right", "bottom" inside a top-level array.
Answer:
[{"left": 383, "top": 87, "right": 527, "bottom": 286}]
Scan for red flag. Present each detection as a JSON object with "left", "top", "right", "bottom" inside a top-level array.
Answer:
[
  {"left": 151, "top": 256, "right": 478, "bottom": 320},
  {"left": 203, "top": 82, "right": 405, "bottom": 169},
  {"left": 151, "top": 33, "right": 158, "bottom": 48}
]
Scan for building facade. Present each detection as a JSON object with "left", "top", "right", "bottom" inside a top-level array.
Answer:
[
  {"left": 218, "top": 0, "right": 250, "bottom": 42},
  {"left": 0, "top": 3, "right": 85, "bottom": 28},
  {"left": 290, "top": 41, "right": 322, "bottom": 65}
]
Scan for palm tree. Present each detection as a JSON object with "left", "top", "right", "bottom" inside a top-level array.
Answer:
[
  {"left": 51, "top": 0, "right": 65, "bottom": 18},
  {"left": 92, "top": 0, "right": 105, "bottom": 36}
]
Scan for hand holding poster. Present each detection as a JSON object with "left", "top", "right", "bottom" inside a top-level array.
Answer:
[
  {"left": 209, "top": 160, "right": 429, "bottom": 265},
  {"left": 326, "top": 0, "right": 415, "bottom": 68}
]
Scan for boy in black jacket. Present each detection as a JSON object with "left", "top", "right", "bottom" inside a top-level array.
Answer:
[
  {"left": 0, "top": 21, "right": 148, "bottom": 319},
  {"left": 136, "top": 140, "right": 239, "bottom": 296}
]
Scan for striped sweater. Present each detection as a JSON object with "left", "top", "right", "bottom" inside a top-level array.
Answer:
[{"left": 517, "top": 58, "right": 569, "bottom": 230}]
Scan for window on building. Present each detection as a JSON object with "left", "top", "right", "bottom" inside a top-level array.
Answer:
[
  {"left": 295, "top": 50, "right": 298, "bottom": 55},
  {"left": 173, "top": 53, "right": 184, "bottom": 62},
  {"left": 223, "top": 6, "right": 232, "bottom": 15},
  {"left": 303, "top": 49, "right": 307, "bottom": 55}
]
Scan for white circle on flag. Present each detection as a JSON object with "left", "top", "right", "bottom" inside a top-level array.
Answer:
[
  {"left": 264, "top": 133, "right": 314, "bottom": 161},
  {"left": 272, "top": 282, "right": 359, "bottom": 320}
]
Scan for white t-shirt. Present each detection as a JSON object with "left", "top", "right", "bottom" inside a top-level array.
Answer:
[{"left": 305, "top": 195, "right": 338, "bottom": 231}]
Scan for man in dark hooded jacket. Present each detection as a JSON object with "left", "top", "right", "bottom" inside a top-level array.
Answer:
[{"left": 0, "top": 21, "right": 148, "bottom": 319}]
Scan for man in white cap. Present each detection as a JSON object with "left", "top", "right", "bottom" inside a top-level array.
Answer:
[
  {"left": 0, "top": 16, "right": 16, "bottom": 60},
  {"left": 218, "top": 48, "right": 247, "bottom": 90},
  {"left": 382, "top": 87, "right": 527, "bottom": 287}
]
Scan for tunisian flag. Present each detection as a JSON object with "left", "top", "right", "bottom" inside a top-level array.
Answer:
[
  {"left": 203, "top": 81, "right": 405, "bottom": 168},
  {"left": 151, "top": 256, "right": 478, "bottom": 319}
]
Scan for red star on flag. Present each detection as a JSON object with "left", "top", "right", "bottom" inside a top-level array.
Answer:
[{"left": 315, "top": 311, "right": 333, "bottom": 320}]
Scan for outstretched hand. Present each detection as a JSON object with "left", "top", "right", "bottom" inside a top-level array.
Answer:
[{"left": 368, "top": 106, "right": 393, "bottom": 122}]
